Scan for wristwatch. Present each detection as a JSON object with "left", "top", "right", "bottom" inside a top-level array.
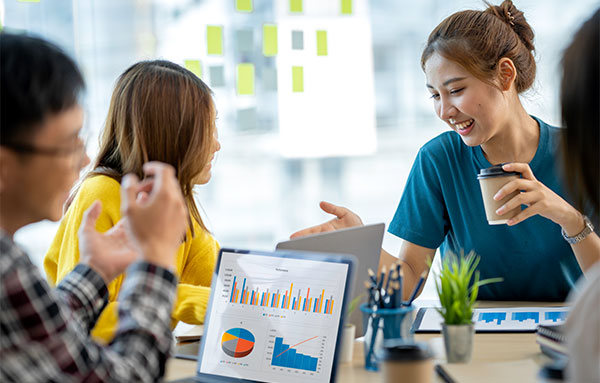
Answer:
[{"left": 561, "top": 215, "right": 595, "bottom": 244}]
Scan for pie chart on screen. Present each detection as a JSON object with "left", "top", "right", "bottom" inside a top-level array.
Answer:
[{"left": 221, "top": 328, "right": 255, "bottom": 358}]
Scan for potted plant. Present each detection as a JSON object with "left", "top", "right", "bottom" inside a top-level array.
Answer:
[
  {"left": 431, "top": 251, "right": 502, "bottom": 363},
  {"left": 339, "top": 294, "right": 364, "bottom": 363}
]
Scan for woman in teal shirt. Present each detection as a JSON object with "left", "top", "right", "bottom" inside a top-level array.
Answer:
[{"left": 293, "top": 0, "right": 600, "bottom": 301}]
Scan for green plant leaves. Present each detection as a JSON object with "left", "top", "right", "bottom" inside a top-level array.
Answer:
[{"left": 432, "top": 250, "right": 503, "bottom": 325}]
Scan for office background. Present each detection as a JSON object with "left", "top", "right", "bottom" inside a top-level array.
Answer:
[{"left": 2, "top": 0, "right": 597, "bottom": 299}]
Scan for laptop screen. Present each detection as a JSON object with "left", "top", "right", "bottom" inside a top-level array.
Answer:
[{"left": 197, "top": 249, "right": 353, "bottom": 383}]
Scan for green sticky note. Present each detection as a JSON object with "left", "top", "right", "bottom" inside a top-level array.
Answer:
[
  {"left": 207, "top": 25, "right": 223, "bottom": 55},
  {"left": 263, "top": 24, "right": 278, "bottom": 57},
  {"left": 237, "top": 63, "right": 255, "bottom": 95},
  {"left": 236, "top": 0, "right": 253, "bottom": 12},
  {"left": 341, "top": 0, "right": 352, "bottom": 14},
  {"left": 292, "top": 66, "right": 303, "bottom": 93},
  {"left": 184, "top": 60, "right": 202, "bottom": 78},
  {"left": 290, "top": 0, "right": 303, "bottom": 13},
  {"left": 316, "top": 30, "right": 328, "bottom": 56}
]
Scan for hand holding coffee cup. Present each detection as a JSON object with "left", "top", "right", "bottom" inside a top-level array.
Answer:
[
  {"left": 477, "top": 163, "right": 522, "bottom": 225},
  {"left": 491, "top": 163, "right": 584, "bottom": 231}
]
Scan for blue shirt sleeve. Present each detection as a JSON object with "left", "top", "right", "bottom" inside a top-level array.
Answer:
[{"left": 388, "top": 144, "right": 449, "bottom": 249}]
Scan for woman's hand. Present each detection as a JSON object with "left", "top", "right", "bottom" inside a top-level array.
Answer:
[
  {"left": 290, "top": 201, "right": 363, "bottom": 239},
  {"left": 494, "top": 163, "right": 584, "bottom": 235}
]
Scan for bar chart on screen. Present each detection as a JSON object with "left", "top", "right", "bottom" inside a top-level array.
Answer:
[
  {"left": 264, "top": 328, "right": 326, "bottom": 376},
  {"left": 217, "top": 258, "right": 345, "bottom": 324}
]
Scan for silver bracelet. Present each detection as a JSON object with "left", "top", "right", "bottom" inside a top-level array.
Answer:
[{"left": 561, "top": 215, "right": 594, "bottom": 244}]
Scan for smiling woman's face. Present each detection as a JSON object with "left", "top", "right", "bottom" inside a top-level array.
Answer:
[{"left": 424, "top": 52, "right": 508, "bottom": 147}]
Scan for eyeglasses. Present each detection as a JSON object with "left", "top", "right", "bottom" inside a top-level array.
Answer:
[{"left": 2, "top": 128, "right": 89, "bottom": 169}]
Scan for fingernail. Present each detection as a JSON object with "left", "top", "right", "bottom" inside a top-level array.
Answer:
[
  {"left": 507, "top": 218, "right": 515, "bottom": 225},
  {"left": 496, "top": 207, "right": 504, "bottom": 215},
  {"left": 493, "top": 192, "right": 501, "bottom": 200}
]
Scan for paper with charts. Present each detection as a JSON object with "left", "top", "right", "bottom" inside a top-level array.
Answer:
[
  {"left": 413, "top": 306, "right": 569, "bottom": 332},
  {"left": 199, "top": 250, "right": 349, "bottom": 383}
]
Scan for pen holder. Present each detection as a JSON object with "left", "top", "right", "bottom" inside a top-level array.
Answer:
[{"left": 360, "top": 304, "right": 415, "bottom": 371}]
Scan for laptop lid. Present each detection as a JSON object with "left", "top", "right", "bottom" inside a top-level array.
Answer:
[
  {"left": 276, "top": 223, "right": 384, "bottom": 331},
  {"left": 195, "top": 248, "right": 356, "bottom": 383}
]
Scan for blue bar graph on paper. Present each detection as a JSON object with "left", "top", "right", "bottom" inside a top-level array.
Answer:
[
  {"left": 478, "top": 312, "right": 507, "bottom": 324},
  {"left": 545, "top": 311, "right": 567, "bottom": 322},
  {"left": 512, "top": 312, "right": 539, "bottom": 323},
  {"left": 271, "top": 337, "right": 318, "bottom": 371}
]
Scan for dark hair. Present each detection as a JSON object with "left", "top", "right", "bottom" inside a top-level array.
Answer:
[
  {"left": 421, "top": 0, "right": 536, "bottom": 93},
  {"left": 0, "top": 33, "right": 84, "bottom": 145},
  {"left": 560, "top": 9, "right": 600, "bottom": 213}
]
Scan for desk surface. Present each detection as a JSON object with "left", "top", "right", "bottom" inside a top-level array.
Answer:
[
  {"left": 166, "top": 301, "right": 559, "bottom": 382},
  {"left": 165, "top": 333, "right": 549, "bottom": 382}
]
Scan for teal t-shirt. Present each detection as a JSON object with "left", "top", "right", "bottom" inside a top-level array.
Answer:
[{"left": 389, "top": 116, "right": 582, "bottom": 301}]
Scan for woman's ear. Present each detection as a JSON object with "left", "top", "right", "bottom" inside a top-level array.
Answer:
[{"left": 497, "top": 57, "right": 517, "bottom": 91}]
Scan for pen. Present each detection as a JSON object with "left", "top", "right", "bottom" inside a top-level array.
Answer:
[
  {"left": 367, "top": 268, "right": 377, "bottom": 286},
  {"left": 406, "top": 271, "right": 427, "bottom": 306},
  {"left": 364, "top": 281, "right": 375, "bottom": 307},
  {"left": 385, "top": 269, "right": 396, "bottom": 293},
  {"left": 384, "top": 287, "right": 394, "bottom": 308},
  {"left": 435, "top": 364, "right": 457, "bottom": 383},
  {"left": 377, "top": 266, "right": 386, "bottom": 294}
]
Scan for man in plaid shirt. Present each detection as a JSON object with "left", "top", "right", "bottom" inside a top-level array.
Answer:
[{"left": 1, "top": 34, "right": 188, "bottom": 382}]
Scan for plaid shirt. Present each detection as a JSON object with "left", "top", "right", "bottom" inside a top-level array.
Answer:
[{"left": 0, "top": 232, "right": 178, "bottom": 382}]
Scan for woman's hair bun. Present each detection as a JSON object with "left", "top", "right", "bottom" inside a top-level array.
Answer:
[{"left": 485, "top": 0, "right": 535, "bottom": 51}]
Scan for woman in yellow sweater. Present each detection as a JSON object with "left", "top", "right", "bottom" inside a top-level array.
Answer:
[{"left": 44, "top": 60, "right": 221, "bottom": 343}]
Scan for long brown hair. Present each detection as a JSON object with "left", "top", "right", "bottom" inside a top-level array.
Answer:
[
  {"left": 421, "top": 0, "right": 536, "bottom": 94},
  {"left": 560, "top": 9, "right": 600, "bottom": 214},
  {"left": 83, "top": 60, "right": 215, "bottom": 232}
]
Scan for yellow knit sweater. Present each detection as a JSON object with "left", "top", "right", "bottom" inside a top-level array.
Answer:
[{"left": 44, "top": 175, "right": 218, "bottom": 343}]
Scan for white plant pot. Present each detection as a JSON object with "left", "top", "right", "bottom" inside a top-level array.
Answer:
[{"left": 339, "top": 323, "right": 356, "bottom": 363}]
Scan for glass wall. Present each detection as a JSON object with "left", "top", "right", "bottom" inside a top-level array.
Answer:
[{"left": 3, "top": 0, "right": 598, "bottom": 299}]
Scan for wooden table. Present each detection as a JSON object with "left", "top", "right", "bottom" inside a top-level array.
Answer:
[
  {"left": 165, "top": 332, "right": 551, "bottom": 382},
  {"left": 166, "top": 302, "right": 560, "bottom": 382}
]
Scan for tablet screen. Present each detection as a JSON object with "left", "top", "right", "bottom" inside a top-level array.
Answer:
[{"left": 198, "top": 250, "right": 350, "bottom": 383}]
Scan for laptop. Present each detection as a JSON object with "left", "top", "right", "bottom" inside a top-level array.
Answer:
[
  {"left": 173, "top": 248, "right": 356, "bottom": 383},
  {"left": 276, "top": 223, "right": 384, "bottom": 331}
]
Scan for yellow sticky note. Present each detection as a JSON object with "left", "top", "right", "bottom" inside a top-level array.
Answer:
[
  {"left": 207, "top": 25, "right": 223, "bottom": 55},
  {"left": 236, "top": 0, "right": 253, "bottom": 12},
  {"left": 292, "top": 66, "right": 303, "bottom": 93},
  {"left": 237, "top": 63, "right": 255, "bottom": 95},
  {"left": 263, "top": 24, "right": 278, "bottom": 57},
  {"left": 316, "top": 30, "right": 328, "bottom": 56},
  {"left": 341, "top": 0, "right": 352, "bottom": 14},
  {"left": 184, "top": 60, "right": 202, "bottom": 78},
  {"left": 290, "top": 0, "right": 303, "bottom": 13}
]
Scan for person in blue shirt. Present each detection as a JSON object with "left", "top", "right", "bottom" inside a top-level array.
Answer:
[{"left": 292, "top": 0, "right": 600, "bottom": 301}]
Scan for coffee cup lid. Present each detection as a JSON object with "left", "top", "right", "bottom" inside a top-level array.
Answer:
[
  {"left": 477, "top": 163, "right": 521, "bottom": 180},
  {"left": 381, "top": 342, "right": 431, "bottom": 362}
]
